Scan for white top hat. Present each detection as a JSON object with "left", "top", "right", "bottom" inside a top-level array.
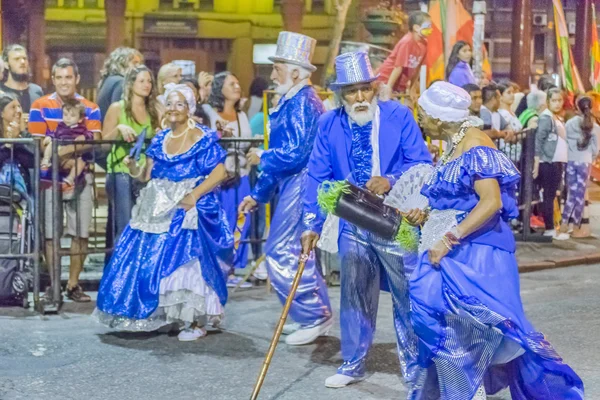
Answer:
[{"left": 269, "top": 31, "right": 317, "bottom": 72}]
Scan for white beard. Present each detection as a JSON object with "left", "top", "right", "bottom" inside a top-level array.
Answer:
[
  {"left": 344, "top": 97, "right": 378, "bottom": 127},
  {"left": 273, "top": 74, "right": 294, "bottom": 96}
]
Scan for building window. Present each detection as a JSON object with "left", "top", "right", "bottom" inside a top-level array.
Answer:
[
  {"left": 63, "top": 0, "right": 79, "bottom": 7},
  {"left": 160, "top": 0, "right": 174, "bottom": 9},
  {"left": 492, "top": 0, "right": 512, "bottom": 9},
  {"left": 311, "top": 0, "right": 325, "bottom": 13},
  {"left": 533, "top": 33, "right": 545, "bottom": 62}
]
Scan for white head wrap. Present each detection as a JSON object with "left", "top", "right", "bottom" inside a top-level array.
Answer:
[
  {"left": 164, "top": 83, "right": 197, "bottom": 114},
  {"left": 418, "top": 81, "right": 471, "bottom": 122}
]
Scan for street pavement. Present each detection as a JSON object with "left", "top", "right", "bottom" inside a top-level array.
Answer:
[{"left": 1, "top": 264, "right": 598, "bottom": 400}]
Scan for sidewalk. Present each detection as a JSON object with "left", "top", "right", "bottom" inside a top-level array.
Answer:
[{"left": 517, "top": 183, "right": 600, "bottom": 272}]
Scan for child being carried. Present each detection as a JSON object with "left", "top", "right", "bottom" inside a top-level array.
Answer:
[{"left": 41, "top": 99, "right": 93, "bottom": 195}]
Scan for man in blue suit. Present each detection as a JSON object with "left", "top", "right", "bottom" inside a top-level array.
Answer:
[{"left": 302, "top": 52, "right": 432, "bottom": 388}]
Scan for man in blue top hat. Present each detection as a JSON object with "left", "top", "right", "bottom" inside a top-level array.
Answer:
[
  {"left": 239, "top": 31, "right": 333, "bottom": 345},
  {"left": 301, "top": 51, "right": 432, "bottom": 388}
]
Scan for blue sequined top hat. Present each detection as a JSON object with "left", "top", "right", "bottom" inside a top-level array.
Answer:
[
  {"left": 329, "top": 51, "right": 379, "bottom": 89},
  {"left": 269, "top": 31, "right": 317, "bottom": 72}
]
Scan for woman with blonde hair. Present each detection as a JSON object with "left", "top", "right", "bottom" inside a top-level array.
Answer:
[{"left": 157, "top": 63, "right": 183, "bottom": 98}]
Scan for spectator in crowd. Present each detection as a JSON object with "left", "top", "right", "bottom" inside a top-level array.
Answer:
[
  {"left": 96, "top": 47, "right": 143, "bottom": 121},
  {"left": 197, "top": 71, "right": 213, "bottom": 104},
  {"left": 519, "top": 90, "right": 547, "bottom": 130},
  {"left": 40, "top": 99, "right": 93, "bottom": 196},
  {"left": 497, "top": 80, "right": 523, "bottom": 162},
  {"left": 202, "top": 71, "right": 253, "bottom": 288},
  {"left": 462, "top": 83, "right": 482, "bottom": 117},
  {"left": 0, "top": 94, "right": 32, "bottom": 197},
  {"left": 446, "top": 41, "right": 476, "bottom": 88},
  {"left": 0, "top": 44, "right": 43, "bottom": 114},
  {"left": 156, "top": 63, "right": 183, "bottom": 104},
  {"left": 101, "top": 65, "right": 159, "bottom": 254},
  {"left": 181, "top": 77, "right": 199, "bottom": 100},
  {"left": 376, "top": 11, "right": 431, "bottom": 104},
  {"left": 480, "top": 84, "right": 515, "bottom": 141},
  {"left": 94, "top": 84, "right": 233, "bottom": 340},
  {"left": 534, "top": 87, "right": 569, "bottom": 240},
  {"left": 245, "top": 76, "right": 269, "bottom": 120},
  {"left": 560, "top": 96, "right": 599, "bottom": 238},
  {"left": 29, "top": 58, "right": 101, "bottom": 302}
]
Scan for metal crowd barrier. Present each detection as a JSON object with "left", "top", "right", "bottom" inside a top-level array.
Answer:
[
  {"left": 495, "top": 128, "right": 551, "bottom": 242},
  {"left": 38, "top": 136, "right": 268, "bottom": 313},
  {"left": 0, "top": 138, "right": 41, "bottom": 311}
]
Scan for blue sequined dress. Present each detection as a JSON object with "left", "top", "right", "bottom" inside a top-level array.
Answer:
[
  {"left": 408, "top": 146, "right": 584, "bottom": 399},
  {"left": 93, "top": 126, "right": 233, "bottom": 331}
]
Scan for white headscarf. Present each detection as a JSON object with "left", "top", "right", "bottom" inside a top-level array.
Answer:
[
  {"left": 418, "top": 81, "right": 471, "bottom": 123},
  {"left": 163, "top": 83, "right": 197, "bottom": 114}
]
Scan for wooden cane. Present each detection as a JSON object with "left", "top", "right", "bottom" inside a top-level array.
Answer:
[
  {"left": 232, "top": 254, "right": 266, "bottom": 293},
  {"left": 249, "top": 252, "right": 309, "bottom": 400}
]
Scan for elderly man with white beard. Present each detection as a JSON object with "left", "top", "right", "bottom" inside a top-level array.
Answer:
[
  {"left": 302, "top": 52, "right": 432, "bottom": 388},
  {"left": 239, "top": 32, "right": 333, "bottom": 345}
]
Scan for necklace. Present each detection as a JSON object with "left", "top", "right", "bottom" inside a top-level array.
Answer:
[
  {"left": 166, "top": 127, "right": 191, "bottom": 155},
  {"left": 169, "top": 126, "right": 191, "bottom": 139},
  {"left": 438, "top": 120, "right": 473, "bottom": 166}
]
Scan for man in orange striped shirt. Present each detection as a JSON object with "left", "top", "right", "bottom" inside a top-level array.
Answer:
[{"left": 29, "top": 58, "right": 101, "bottom": 303}]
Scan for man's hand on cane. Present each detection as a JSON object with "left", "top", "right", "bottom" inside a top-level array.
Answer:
[{"left": 300, "top": 231, "right": 319, "bottom": 255}]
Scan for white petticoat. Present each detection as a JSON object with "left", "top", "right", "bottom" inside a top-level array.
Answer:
[{"left": 92, "top": 258, "right": 223, "bottom": 332}]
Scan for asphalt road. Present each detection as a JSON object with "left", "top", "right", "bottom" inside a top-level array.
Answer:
[{"left": 1, "top": 264, "right": 598, "bottom": 400}]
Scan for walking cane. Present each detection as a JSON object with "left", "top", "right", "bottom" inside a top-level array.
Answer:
[{"left": 249, "top": 251, "right": 310, "bottom": 400}]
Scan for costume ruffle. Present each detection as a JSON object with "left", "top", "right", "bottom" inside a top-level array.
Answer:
[
  {"left": 423, "top": 146, "right": 520, "bottom": 220},
  {"left": 350, "top": 121, "right": 373, "bottom": 187}
]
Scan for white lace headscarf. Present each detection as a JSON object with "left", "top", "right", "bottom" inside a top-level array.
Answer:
[
  {"left": 418, "top": 81, "right": 473, "bottom": 123},
  {"left": 163, "top": 83, "right": 196, "bottom": 114}
]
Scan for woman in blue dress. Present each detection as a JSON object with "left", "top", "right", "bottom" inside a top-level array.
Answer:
[
  {"left": 93, "top": 84, "right": 233, "bottom": 342},
  {"left": 407, "top": 82, "right": 583, "bottom": 399}
]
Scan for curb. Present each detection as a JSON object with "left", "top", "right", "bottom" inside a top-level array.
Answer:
[{"left": 519, "top": 252, "right": 600, "bottom": 273}]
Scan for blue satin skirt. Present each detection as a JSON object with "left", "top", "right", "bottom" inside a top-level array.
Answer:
[
  {"left": 220, "top": 175, "right": 251, "bottom": 270},
  {"left": 337, "top": 225, "right": 419, "bottom": 381},
  {"left": 408, "top": 242, "right": 584, "bottom": 400},
  {"left": 265, "top": 170, "right": 332, "bottom": 326},
  {"left": 96, "top": 194, "right": 232, "bottom": 323}
]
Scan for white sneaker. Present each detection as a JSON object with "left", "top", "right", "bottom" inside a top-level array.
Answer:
[
  {"left": 553, "top": 232, "right": 570, "bottom": 241},
  {"left": 227, "top": 276, "right": 252, "bottom": 288},
  {"left": 543, "top": 229, "right": 557, "bottom": 237},
  {"left": 282, "top": 322, "right": 301, "bottom": 335},
  {"left": 177, "top": 327, "right": 207, "bottom": 342},
  {"left": 325, "top": 374, "right": 364, "bottom": 388},
  {"left": 252, "top": 260, "right": 268, "bottom": 281},
  {"left": 285, "top": 318, "right": 333, "bottom": 346}
]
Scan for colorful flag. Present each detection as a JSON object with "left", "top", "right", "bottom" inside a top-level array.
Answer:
[
  {"left": 552, "top": 0, "right": 585, "bottom": 95},
  {"left": 425, "top": 0, "right": 491, "bottom": 85},
  {"left": 590, "top": 3, "right": 600, "bottom": 91}
]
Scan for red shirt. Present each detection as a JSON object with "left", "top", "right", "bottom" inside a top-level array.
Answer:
[{"left": 377, "top": 33, "right": 427, "bottom": 92}]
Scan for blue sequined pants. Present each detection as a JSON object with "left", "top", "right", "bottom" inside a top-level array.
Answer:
[
  {"left": 265, "top": 170, "right": 332, "bottom": 326},
  {"left": 337, "top": 225, "right": 419, "bottom": 382}
]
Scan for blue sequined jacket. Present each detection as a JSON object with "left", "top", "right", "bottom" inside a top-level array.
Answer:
[
  {"left": 251, "top": 84, "right": 325, "bottom": 203},
  {"left": 303, "top": 101, "right": 432, "bottom": 234}
]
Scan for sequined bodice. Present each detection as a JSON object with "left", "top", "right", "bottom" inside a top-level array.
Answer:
[{"left": 422, "top": 146, "right": 520, "bottom": 218}]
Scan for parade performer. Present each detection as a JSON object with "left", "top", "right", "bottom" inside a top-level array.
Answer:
[
  {"left": 94, "top": 84, "right": 234, "bottom": 342},
  {"left": 408, "top": 81, "right": 584, "bottom": 399},
  {"left": 302, "top": 52, "right": 432, "bottom": 388},
  {"left": 238, "top": 31, "right": 332, "bottom": 345}
]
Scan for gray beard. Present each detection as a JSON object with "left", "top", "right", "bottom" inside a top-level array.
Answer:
[
  {"left": 344, "top": 97, "right": 378, "bottom": 127},
  {"left": 274, "top": 78, "right": 293, "bottom": 96}
]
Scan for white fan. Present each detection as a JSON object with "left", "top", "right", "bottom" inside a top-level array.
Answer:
[{"left": 383, "top": 163, "right": 434, "bottom": 213}]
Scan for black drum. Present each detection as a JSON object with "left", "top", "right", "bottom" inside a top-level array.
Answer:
[{"left": 334, "top": 182, "right": 402, "bottom": 240}]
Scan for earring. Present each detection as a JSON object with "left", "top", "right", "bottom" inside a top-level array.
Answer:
[
  {"left": 160, "top": 117, "right": 167, "bottom": 130},
  {"left": 188, "top": 118, "right": 196, "bottom": 130}
]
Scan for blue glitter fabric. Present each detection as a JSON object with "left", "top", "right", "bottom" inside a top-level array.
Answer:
[
  {"left": 251, "top": 84, "right": 332, "bottom": 326},
  {"left": 349, "top": 120, "right": 373, "bottom": 187},
  {"left": 95, "top": 126, "right": 233, "bottom": 324},
  {"left": 408, "top": 146, "right": 584, "bottom": 399}
]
